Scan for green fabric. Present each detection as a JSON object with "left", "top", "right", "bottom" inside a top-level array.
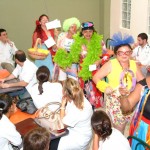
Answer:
[{"left": 54, "top": 32, "right": 103, "bottom": 81}]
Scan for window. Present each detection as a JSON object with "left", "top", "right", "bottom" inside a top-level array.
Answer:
[
  {"left": 122, "top": 0, "right": 131, "bottom": 29},
  {"left": 148, "top": 0, "right": 150, "bottom": 34}
]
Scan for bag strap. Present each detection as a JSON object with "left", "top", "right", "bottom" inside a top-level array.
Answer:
[{"left": 45, "top": 102, "right": 62, "bottom": 113}]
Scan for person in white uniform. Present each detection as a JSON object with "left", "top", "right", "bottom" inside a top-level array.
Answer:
[
  {"left": 50, "top": 78, "right": 93, "bottom": 150},
  {"left": 31, "top": 66, "right": 63, "bottom": 110},
  {"left": 132, "top": 33, "right": 150, "bottom": 76},
  {"left": 0, "top": 50, "right": 38, "bottom": 98},
  {"left": 91, "top": 110, "right": 131, "bottom": 150},
  {"left": 0, "top": 94, "right": 22, "bottom": 150},
  {"left": 0, "top": 28, "right": 18, "bottom": 73}
]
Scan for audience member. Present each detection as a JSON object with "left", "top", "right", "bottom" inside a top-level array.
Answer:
[
  {"left": 93, "top": 32, "right": 144, "bottom": 134},
  {"left": 0, "top": 50, "right": 37, "bottom": 99},
  {"left": 23, "top": 127, "right": 50, "bottom": 150},
  {"left": 30, "top": 66, "right": 63, "bottom": 110},
  {"left": 50, "top": 78, "right": 93, "bottom": 150},
  {"left": 119, "top": 76, "right": 150, "bottom": 150},
  {"left": 132, "top": 33, "right": 150, "bottom": 76},
  {"left": 91, "top": 110, "right": 131, "bottom": 150},
  {"left": 0, "top": 94, "right": 22, "bottom": 150},
  {"left": 32, "top": 14, "right": 56, "bottom": 76},
  {"left": 0, "top": 28, "right": 18, "bottom": 73}
]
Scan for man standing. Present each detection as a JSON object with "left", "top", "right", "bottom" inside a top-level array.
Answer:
[
  {"left": 0, "top": 50, "right": 37, "bottom": 98},
  {"left": 0, "top": 28, "right": 18, "bottom": 73},
  {"left": 132, "top": 33, "right": 150, "bottom": 76}
]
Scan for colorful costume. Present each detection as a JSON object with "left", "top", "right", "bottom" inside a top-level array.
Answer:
[
  {"left": 129, "top": 79, "right": 150, "bottom": 150},
  {"left": 101, "top": 59, "right": 137, "bottom": 125},
  {"left": 54, "top": 32, "right": 104, "bottom": 108}
]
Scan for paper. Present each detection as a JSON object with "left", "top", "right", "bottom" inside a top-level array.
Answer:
[
  {"left": 46, "top": 19, "right": 61, "bottom": 30},
  {"left": 44, "top": 37, "right": 56, "bottom": 48},
  {"left": 89, "top": 64, "right": 97, "bottom": 71}
]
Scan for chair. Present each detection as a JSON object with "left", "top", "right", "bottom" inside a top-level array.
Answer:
[{"left": 127, "top": 136, "right": 150, "bottom": 150}]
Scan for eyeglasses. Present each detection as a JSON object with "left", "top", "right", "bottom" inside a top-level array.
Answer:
[{"left": 117, "top": 51, "right": 132, "bottom": 56}]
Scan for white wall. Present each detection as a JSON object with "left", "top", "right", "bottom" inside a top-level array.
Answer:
[{"left": 110, "top": 0, "right": 149, "bottom": 43}]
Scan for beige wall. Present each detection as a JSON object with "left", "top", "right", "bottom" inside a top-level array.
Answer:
[
  {"left": 0, "top": 0, "right": 111, "bottom": 52},
  {"left": 110, "top": 0, "right": 149, "bottom": 42}
]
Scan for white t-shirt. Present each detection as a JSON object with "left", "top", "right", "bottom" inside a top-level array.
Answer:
[
  {"left": 98, "top": 128, "right": 131, "bottom": 150},
  {"left": 0, "top": 115, "right": 22, "bottom": 150},
  {"left": 0, "top": 41, "right": 18, "bottom": 65},
  {"left": 30, "top": 82, "right": 63, "bottom": 110},
  {"left": 132, "top": 44, "right": 150, "bottom": 66},
  {"left": 12, "top": 59, "right": 38, "bottom": 94},
  {"left": 58, "top": 97, "right": 93, "bottom": 150}
]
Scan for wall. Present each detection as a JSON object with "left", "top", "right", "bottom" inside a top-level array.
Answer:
[
  {"left": 110, "top": 0, "right": 149, "bottom": 42},
  {"left": 0, "top": 0, "right": 107, "bottom": 52}
]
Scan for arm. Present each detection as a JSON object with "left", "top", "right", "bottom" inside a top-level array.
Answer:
[
  {"left": 32, "top": 32, "right": 38, "bottom": 47},
  {"left": 92, "top": 133, "right": 99, "bottom": 150},
  {"left": 0, "top": 74, "right": 16, "bottom": 83},
  {"left": 119, "top": 83, "right": 142, "bottom": 113},
  {"left": 1, "top": 80, "right": 28, "bottom": 88},
  {"left": 92, "top": 61, "right": 112, "bottom": 93}
]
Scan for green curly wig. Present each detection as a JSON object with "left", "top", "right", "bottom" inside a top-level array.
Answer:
[{"left": 63, "top": 17, "right": 80, "bottom": 32}]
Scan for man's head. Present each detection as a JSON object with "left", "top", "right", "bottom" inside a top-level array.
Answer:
[
  {"left": 0, "top": 28, "right": 8, "bottom": 43},
  {"left": 137, "top": 33, "right": 148, "bottom": 47},
  {"left": 15, "top": 50, "right": 26, "bottom": 65}
]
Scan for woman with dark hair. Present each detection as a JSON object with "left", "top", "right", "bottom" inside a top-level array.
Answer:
[
  {"left": 91, "top": 110, "right": 131, "bottom": 150},
  {"left": 30, "top": 66, "right": 62, "bottom": 109},
  {"left": 32, "top": 14, "right": 57, "bottom": 77},
  {"left": 50, "top": 78, "right": 93, "bottom": 150},
  {"left": 23, "top": 127, "right": 50, "bottom": 150},
  {"left": 93, "top": 32, "right": 144, "bottom": 134},
  {"left": 0, "top": 94, "right": 22, "bottom": 150}
]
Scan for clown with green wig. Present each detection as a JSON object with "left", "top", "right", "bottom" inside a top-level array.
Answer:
[
  {"left": 55, "top": 17, "right": 80, "bottom": 81},
  {"left": 54, "top": 21, "right": 108, "bottom": 108}
]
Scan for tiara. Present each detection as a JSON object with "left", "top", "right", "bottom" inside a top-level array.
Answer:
[{"left": 110, "top": 32, "right": 134, "bottom": 47}]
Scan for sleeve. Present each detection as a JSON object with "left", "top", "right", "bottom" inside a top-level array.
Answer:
[
  {"left": 11, "top": 41, "right": 18, "bottom": 54},
  {"left": 3, "top": 124, "right": 22, "bottom": 146},
  {"left": 12, "top": 65, "right": 20, "bottom": 78},
  {"left": 132, "top": 47, "right": 138, "bottom": 58},
  {"left": 57, "top": 32, "right": 65, "bottom": 48},
  {"left": 62, "top": 107, "right": 79, "bottom": 127}
]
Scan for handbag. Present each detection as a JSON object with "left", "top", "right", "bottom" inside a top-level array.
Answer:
[{"left": 34, "top": 102, "right": 65, "bottom": 135}]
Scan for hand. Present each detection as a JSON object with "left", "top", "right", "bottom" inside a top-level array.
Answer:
[
  {"left": 105, "top": 86, "right": 114, "bottom": 95},
  {"left": 0, "top": 83, "right": 10, "bottom": 88},
  {"left": 61, "top": 96, "right": 68, "bottom": 107},
  {"left": 0, "top": 78, "right": 5, "bottom": 83},
  {"left": 94, "top": 60, "right": 101, "bottom": 67},
  {"left": 119, "top": 86, "right": 129, "bottom": 96}
]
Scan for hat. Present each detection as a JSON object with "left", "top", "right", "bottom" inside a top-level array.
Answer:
[{"left": 81, "top": 22, "right": 94, "bottom": 30}]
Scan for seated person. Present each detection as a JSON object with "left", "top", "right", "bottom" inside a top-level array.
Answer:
[
  {"left": 132, "top": 33, "right": 150, "bottom": 76},
  {"left": 0, "top": 28, "right": 18, "bottom": 73},
  {"left": 91, "top": 110, "right": 131, "bottom": 150},
  {"left": 30, "top": 66, "right": 63, "bottom": 110},
  {"left": 0, "top": 94, "right": 22, "bottom": 150},
  {"left": 23, "top": 127, "right": 50, "bottom": 150},
  {"left": 0, "top": 50, "right": 38, "bottom": 99},
  {"left": 50, "top": 78, "right": 93, "bottom": 150}
]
